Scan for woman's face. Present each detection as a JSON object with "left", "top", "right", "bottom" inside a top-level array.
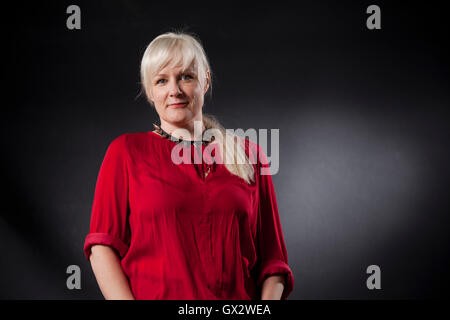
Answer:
[{"left": 150, "top": 62, "right": 209, "bottom": 127}]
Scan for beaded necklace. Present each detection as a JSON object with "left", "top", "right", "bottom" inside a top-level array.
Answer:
[{"left": 152, "top": 123, "right": 215, "bottom": 146}]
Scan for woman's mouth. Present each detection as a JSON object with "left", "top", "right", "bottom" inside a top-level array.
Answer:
[{"left": 169, "top": 102, "right": 188, "bottom": 108}]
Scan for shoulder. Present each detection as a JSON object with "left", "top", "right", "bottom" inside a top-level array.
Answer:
[
  {"left": 234, "top": 135, "right": 264, "bottom": 166},
  {"left": 107, "top": 131, "right": 153, "bottom": 156},
  {"left": 109, "top": 131, "right": 153, "bottom": 146}
]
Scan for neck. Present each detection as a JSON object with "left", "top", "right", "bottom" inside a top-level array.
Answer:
[{"left": 159, "top": 118, "right": 206, "bottom": 141}]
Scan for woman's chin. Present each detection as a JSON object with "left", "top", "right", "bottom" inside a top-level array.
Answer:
[{"left": 165, "top": 112, "right": 191, "bottom": 124}]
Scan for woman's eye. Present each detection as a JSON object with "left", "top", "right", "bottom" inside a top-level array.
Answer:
[
  {"left": 181, "top": 74, "right": 193, "bottom": 80},
  {"left": 156, "top": 79, "right": 166, "bottom": 84}
]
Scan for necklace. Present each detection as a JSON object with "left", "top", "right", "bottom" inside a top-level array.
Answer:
[{"left": 152, "top": 123, "right": 215, "bottom": 146}]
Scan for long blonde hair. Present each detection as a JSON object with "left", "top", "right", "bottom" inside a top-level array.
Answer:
[{"left": 140, "top": 31, "right": 255, "bottom": 184}]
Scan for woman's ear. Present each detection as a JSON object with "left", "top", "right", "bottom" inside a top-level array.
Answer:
[
  {"left": 203, "top": 71, "right": 211, "bottom": 94},
  {"left": 146, "top": 87, "right": 154, "bottom": 105}
]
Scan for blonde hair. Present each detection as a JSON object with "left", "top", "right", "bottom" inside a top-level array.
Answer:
[{"left": 140, "top": 31, "right": 255, "bottom": 184}]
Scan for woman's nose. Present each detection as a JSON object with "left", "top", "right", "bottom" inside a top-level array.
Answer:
[{"left": 168, "top": 80, "right": 183, "bottom": 96}]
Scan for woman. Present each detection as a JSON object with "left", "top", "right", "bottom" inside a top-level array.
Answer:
[{"left": 83, "top": 31, "right": 294, "bottom": 300}]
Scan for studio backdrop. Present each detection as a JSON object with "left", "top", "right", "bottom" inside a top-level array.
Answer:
[{"left": 1, "top": 0, "right": 449, "bottom": 299}]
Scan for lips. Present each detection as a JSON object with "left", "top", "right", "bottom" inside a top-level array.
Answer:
[{"left": 169, "top": 102, "right": 188, "bottom": 108}]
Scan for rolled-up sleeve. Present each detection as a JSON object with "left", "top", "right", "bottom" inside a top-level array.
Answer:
[
  {"left": 83, "top": 134, "right": 131, "bottom": 260},
  {"left": 255, "top": 145, "right": 294, "bottom": 300}
]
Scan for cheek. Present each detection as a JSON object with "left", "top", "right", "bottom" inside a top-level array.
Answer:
[
  {"left": 151, "top": 90, "right": 166, "bottom": 114},
  {"left": 152, "top": 89, "right": 167, "bottom": 104},
  {"left": 190, "top": 86, "right": 204, "bottom": 104}
]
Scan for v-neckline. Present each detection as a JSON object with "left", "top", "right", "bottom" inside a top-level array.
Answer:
[{"left": 150, "top": 130, "right": 214, "bottom": 182}]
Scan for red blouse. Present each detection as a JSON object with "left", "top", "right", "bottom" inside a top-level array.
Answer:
[{"left": 83, "top": 131, "right": 294, "bottom": 300}]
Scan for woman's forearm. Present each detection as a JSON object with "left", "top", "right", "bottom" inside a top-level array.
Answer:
[
  {"left": 89, "top": 245, "right": 135, "bottom": 300},
  {"left": 261, "top": 274, "right": 285, "bottom": 300}
]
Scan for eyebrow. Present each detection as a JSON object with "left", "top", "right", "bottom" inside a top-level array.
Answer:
[{"left": 155, "top": 69, "right": 197, "bottom": 77}]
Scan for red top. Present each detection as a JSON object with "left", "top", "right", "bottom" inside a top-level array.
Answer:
[{"left": 83, "top": 131, "right": 294, "bottom": 300}]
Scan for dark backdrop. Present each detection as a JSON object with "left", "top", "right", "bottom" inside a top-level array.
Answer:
[{"left": 1, "top": 0, "right": 449, "bottom": 299}]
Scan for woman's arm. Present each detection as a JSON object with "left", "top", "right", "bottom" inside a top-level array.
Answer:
[
  {"left": 89, "top": 245, "right": 135, "bottom": 300},
  {"left": 261, "top": 275, "right": 285, "bottom": 300}
]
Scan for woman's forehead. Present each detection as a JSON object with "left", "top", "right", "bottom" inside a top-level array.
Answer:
[{"left": 157, "top": 60, "right": 197, "bottom": 75}]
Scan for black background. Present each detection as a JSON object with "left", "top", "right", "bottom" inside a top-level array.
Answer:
[{"left": 1, "top": 0, "right": 449, "bottom": 299}]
